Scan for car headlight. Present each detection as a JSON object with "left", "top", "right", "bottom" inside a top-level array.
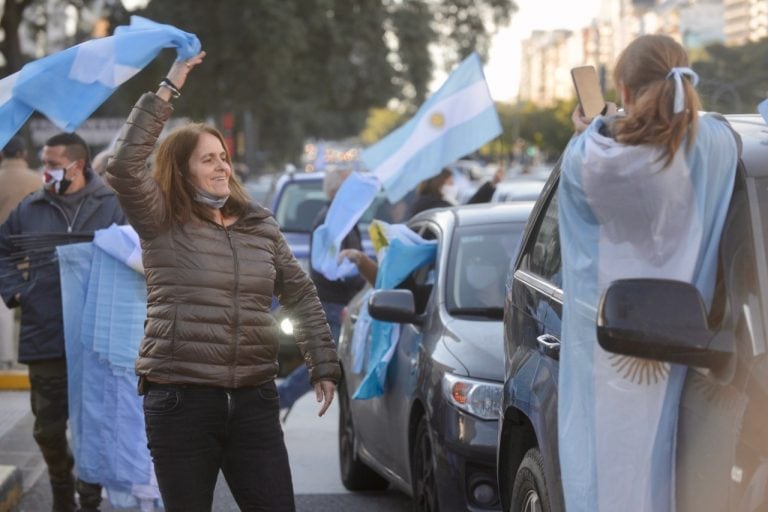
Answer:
[
  {"left": 280, "top": 318, "right": 294, "bottom": 335},
  {"left": 442, "top": 373, "right": 502, "bottom": 420}
]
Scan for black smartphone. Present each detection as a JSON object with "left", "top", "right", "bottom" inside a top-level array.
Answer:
[{"left": 571, "top": 65, "right": 605, "bottom": 120}]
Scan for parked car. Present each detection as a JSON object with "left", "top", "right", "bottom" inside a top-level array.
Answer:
[
  {"left": 270, "top": 170, "right": 414, "bottom": 374},
  {"left": 498, "top": 113, "right": 768, "bottom": 512},
  {"left": 491, "top": 179, "right": 546, "bottom": 204},
  {"left": 337, "top": 202, "right": 534, "bottom": 512}
]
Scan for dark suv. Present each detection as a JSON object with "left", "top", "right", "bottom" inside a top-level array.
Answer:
[{"left": 498, "top": 113, "right": 768, "bottom": 512}]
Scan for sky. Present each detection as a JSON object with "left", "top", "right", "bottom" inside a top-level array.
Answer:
[{"left": 485, "top": 0, "right": 602, "bottom": 102}]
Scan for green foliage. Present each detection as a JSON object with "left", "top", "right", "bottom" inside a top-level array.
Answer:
[
  {"left": 360, "top": 107, "right": 406, "bottom": 145},
  {"left": 2, "top": 0, "right": 517, "bottom": 166},
  {"left": 693, "top": 38, "right": 768, "bottom": 113}
]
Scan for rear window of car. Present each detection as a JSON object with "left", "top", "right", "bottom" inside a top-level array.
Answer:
[
  {"left": 273, "top": 179, "right": 416, "bottom": 233},
  {"left": 446, "top": 223, "right": 525, "bottom": 314},
  {"left": 273, "top": 181, "right": 327, "bottom": 232}
]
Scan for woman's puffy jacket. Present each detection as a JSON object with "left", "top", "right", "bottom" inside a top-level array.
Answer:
[{"left": 106, "top": 93, "right": 339, "bottom": 388}]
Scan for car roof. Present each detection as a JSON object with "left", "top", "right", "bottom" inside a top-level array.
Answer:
[
  {"left": 276, "top": 171, "right": 325, "bottom": 184},
  {"left": 724, "top": 114, "right": 768, "bottom": 178},
  {"left": 411, "top": 201, "right": 535, "bottom": 227}
]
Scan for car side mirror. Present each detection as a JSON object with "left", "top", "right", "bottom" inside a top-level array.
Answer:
[
  {"left": 597, "top": 279, "right": 732, "bottom": 370},
  {"left": 368, "top": 289, "right": 423, "bottom": 326}
]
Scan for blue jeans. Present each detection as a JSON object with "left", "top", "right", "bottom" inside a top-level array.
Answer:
[
  {"left": 143, "top": 381, "right": 294, "bottom": 512},
  {"left": 277, "top": 301, "right": 343, "bottom": 409}
]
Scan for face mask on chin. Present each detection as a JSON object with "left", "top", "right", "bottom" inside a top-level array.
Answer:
[
  {"left": 193, "top": 186, "right": 229, "bottom": 209},
  {"left": 441, "top": 183, "right": 459, "bottom": 204}
]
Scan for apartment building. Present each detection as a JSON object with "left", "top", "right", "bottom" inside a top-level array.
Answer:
[
  {"left": 724, "top": 0, "right": 768, "bottom": 45},
  {"left": 518, "top": 0, "right": 731, "bottom": 104}
]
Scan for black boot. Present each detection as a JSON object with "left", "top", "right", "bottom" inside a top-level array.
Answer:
[
  {"left": 51, "top": 476, "right": 76, "bottom": 512},
  {"left": 75, "top": 479, "right": 102, "bottom": 512}
]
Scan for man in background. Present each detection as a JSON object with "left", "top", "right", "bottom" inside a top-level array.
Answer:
[
  {"left": 0, "top": 136, "right": 41, "bottom": 368},
  {"left": 277, "top": 164, "right": 366, "bottom": 416},
  {"left": 0, "top": 133, "right": 126, "bottom": 512}
]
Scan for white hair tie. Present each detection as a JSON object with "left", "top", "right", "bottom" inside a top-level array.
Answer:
[{"left": 666, "top": 67, "right": 699, "bottom": 114}]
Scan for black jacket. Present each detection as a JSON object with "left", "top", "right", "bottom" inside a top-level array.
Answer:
[{"left": 0, "top": 173, "right": 126, "bottom": 362}]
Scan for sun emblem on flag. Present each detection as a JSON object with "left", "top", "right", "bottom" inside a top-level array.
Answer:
[
  {"left": 429, "top": 112, "right": 445, "bottom": 129},
  {"left": 608, "top": 354, "right": 670, "bottom": 385}
]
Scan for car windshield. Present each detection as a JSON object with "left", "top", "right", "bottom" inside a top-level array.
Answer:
[
  {"left": 446, "top": 223, "right": 525, "bottom": 318},
  {"left": 273, "top": 180, "right": 327, "bottom": 232},
  {"left": 273, "top": 178, "right": 414, "bottom": 233}
]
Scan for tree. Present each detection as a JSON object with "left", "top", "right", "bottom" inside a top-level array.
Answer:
[
  {"left": 1, "top": 0, "right": 518, "bottom": 166},
  {"left": 0, "top": 0, "right": 34, "bottom": 74},
  {"left": 693, "top": 38, "right": 768, "bottom": 113}
]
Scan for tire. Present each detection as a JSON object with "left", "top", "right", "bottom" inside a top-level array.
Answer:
[
  {"left": 510, "top": 448, "right": 552, "bottom": 512},
  {"left": 338, "top": 381, "right": 389, "bottom": 491},
  {"left": 411, "top": 417, "right": 439, "bottom": 512}
]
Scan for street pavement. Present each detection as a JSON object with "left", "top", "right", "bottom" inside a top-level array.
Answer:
[{"left": 1, "top": 383, "right": 413, "bottom": 511}]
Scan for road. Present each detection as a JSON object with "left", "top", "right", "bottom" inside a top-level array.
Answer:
[{"left": 6, "top": 386, "right": 413, "bottom": 511}]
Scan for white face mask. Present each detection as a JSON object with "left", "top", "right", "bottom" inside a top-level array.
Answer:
[{"left": 441, "top": 183, "right": 459, "bottom": 204}]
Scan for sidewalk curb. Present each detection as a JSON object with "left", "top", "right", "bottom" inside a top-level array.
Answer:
[
  {"left": 0, "top": 465, "right": 22, "bottom": 512},
  {"left": 0, "top": 370, "right": 29, "bottom": 391}
]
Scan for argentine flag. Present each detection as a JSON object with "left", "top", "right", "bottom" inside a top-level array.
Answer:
[
  {"left": 362, "top": 52, "right": 501, "bottom": 203},
  {"left": 313, "top": 52, "right": 500, "bottom": 280},
  {"left": 0, "top": 16, "right": 200, "bottom": 149},
  {"left": 557, "top": 114, "right": 738, "bottom": 511}
]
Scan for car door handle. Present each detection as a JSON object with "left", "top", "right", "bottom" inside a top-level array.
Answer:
[
  {"left": 350, "top": 313, "right": 359, "bottom": 323},
  {"left": 536, "top": 334, "right": 560, "bottom": 359}
]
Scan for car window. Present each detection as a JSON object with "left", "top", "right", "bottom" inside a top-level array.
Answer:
[
  {"left": 273, "top": 179, "right": 416, "bottom": 233},
  {"left": 273, "top": 181, "right": 326, "bottom": 232},
  {"left": 519, "top": 186, "right": 562, "bottom": 288},
  {"left": 446, "top": 223, "right": 525, "bottom": 316}
]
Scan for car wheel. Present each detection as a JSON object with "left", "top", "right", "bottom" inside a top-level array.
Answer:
[
  {"left": 411, "top": 416, "right": 439, "bottom": 512},
  {"left": 338, "top": 381, "right": 389, "bottom": 491},
  {"left": 510, "top": 448, "right": 551, "bottom": 512}
]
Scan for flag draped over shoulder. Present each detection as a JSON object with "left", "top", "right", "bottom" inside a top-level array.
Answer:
[
  {"left": 0, "top": 16, "right": 200, "bottom": 148},
  {"left": 58, "top": 224, "right": 159, "bottom": 510},
  {"left": 313, "top": 52, "right": 500, "bottom": 281},
  {"left": 361, "top": 52, "right": 501, "bottom": 203},
  {"left": 557, "top": 114, "right": 738, "bottom": 512}
]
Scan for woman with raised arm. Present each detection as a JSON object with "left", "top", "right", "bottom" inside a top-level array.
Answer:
[{"left": 105, "top": 52, "right": 339, "bottom": 512}]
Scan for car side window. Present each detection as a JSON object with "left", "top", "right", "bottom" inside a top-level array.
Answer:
[{"left": 519, "top": 185, "right": 562, "bottom": 288}]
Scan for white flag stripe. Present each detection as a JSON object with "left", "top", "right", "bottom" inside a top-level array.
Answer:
[
  {"left": 374, "top": 80, "right": 494, "bottom": 183},
  {"left": 0, "top": 72, "right": 20, "bottom": 105}
]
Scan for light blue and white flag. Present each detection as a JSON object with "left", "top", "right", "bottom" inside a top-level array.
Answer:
[
  {"left": 0, "top": 16, "right": 200, "bottom": 148},
  {"left": 557, "top": 114, "right": 738, "bottom": 512},
  {"left": 352, "top": 224, "right": 437, "bottom": 399},
  {"left": 311, "top": 171, "right": 381, "bottom": 280},
  {"left": 362, "top": 52, "right": 501, "bottom": 203}
]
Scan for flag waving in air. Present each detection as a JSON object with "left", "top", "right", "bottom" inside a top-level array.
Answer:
[
  {"left": 313, "top": 51, "right": 501, "bottom": 281},
  {"left": 361, "top": 52, "right": 501, "bottom": 203},
  {"left": 0, "top": 16, "right": 200, "bottom": 149}
]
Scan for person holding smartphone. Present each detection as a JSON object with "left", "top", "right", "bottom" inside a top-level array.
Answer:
[{"left": 557, "top": 35, "right": 740, "bottom": 512}]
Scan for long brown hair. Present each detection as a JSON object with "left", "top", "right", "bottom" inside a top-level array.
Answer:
[
  {"left": 417, "top": 168, "right": 452, "bottom": 197},
  {"left": 612, "top": 34, "right": 699, "bottom": 167},
  {"left": 153, "top": 123, "right": 250, "bottom": 225}
]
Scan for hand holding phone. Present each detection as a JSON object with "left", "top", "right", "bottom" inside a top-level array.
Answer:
[{"left": 571, "top": 65, "right": 605, "bottom": 121}]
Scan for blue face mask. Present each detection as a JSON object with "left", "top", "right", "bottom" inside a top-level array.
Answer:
[{"left": 193, "top": 187, "right": 229, "bottom": 209}]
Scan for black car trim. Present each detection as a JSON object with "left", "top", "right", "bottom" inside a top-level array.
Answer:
[
  {"left": 514, "top": 269, "right": 563, "bottom": 302},
  {"left": 745, "top": 175, "right": 768, "bottom": 355}
]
